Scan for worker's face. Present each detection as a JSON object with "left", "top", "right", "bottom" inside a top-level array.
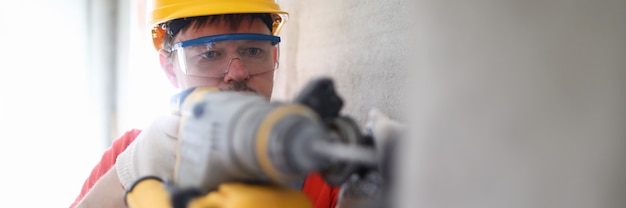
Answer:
[{"left": 160, "top": 18, "right": 276, "bottom": 100}]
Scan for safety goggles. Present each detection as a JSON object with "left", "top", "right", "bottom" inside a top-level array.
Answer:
[{"left": 170, "top": 34, "right": 280, "bottom": 78}]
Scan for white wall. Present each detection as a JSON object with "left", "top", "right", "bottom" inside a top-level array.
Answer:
[
  {"left": 0, "top": 0, "right": 102, "bottom": 206},
  {"left": 275, "top": 0, "right": 410, "bottom": 125}
]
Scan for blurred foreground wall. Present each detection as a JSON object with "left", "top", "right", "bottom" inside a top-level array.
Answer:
[{"left": 399, "top": 1, "right": 626, "bottom": 208}]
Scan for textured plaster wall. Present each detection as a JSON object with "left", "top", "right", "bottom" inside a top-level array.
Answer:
[{"left": 273, "top": 0, "right": 410, "bottom": 125}]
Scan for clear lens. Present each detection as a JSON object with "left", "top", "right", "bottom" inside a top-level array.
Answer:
[{"left": 172, "top": 34, "right": 280, "bottom": 78}]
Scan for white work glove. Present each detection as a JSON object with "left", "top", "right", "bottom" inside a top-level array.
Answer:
[
  {"left": 365, "top": 108, "right": 405, "bottom": 148},
  {"left": 366, "top": 107, "right": 405, "bottom": 183},
  {"left": 116, "top": 114, "right": 180, "bottom": 189}
]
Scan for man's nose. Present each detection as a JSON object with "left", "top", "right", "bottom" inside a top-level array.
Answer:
[{"left": 223, "top": 56, "right": 249, "bottom": 82}]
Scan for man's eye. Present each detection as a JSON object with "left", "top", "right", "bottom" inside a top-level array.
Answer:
[
  {"left": 243, "top": 48, "right": 262, "bottom": 56},
  {"left": 200, "top": 51, "right": 219, "bottom": 59}
]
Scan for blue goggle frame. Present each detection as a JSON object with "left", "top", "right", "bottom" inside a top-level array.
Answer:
[{"left": 171, "top": 33, "right": 281, "bottom": 51}]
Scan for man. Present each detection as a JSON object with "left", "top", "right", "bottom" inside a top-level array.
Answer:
[{"left": 71, "top": 0, "right": 339, "bottom": 207}]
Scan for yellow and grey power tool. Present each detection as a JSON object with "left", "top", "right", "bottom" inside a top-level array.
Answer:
[{"left": 124, "top": 77, "right": 389, "bottom": 208}]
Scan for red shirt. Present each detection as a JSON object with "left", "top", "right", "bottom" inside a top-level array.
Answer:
[{"left": 70, "top": 129, "right": 339, "bottom": 208}]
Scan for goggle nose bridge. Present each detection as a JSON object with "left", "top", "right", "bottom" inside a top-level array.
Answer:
[{"left": 222, "top": 54, "right": 246, "bottom": 76}]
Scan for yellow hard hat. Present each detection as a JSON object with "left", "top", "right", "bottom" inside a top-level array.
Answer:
[{"left": 148, "top": 0, "right": 289, "bottom": 51}]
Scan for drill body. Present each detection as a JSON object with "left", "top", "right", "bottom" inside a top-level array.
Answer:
[{"left": 125, "top": 78, "right": 385, "bottom": 208}]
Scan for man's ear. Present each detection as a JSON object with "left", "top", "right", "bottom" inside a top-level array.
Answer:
[
  {"left": 273, "top": 46, "right": 280, "bottom": 69},
  {"left": 159, "top": 49, "right": 179, "bottom": 88}
]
